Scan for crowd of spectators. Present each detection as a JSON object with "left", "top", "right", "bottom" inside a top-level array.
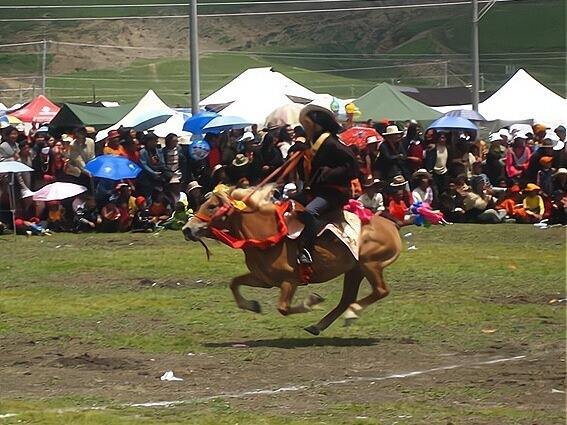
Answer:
[{"left": 0, "top": 117, "right": 565, "bottom": 235}]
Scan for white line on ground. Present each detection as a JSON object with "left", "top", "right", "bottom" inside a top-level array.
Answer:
[{"left": 0, "top": 354, "right": 528, "bottom": 419}]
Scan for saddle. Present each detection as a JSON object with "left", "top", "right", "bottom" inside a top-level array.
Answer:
[{"left": 284, "top": 201, "right": 361, "bottom": 261}]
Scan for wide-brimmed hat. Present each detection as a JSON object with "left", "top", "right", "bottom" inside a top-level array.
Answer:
[
  {"left": 299, "top": 105, "right": 343, "bottom": 135},
  {"left": 211, "top": 164, "right": 225, "bottom": 177},
  {"left": 390, "top": 175, "right": 407, "bottom": 187},
  {"left": 412, "top": 168, "right": 431, "bottom": 179},
  {"left": 115, "top": 182, "right": 130, "bottom": 191},
  {"left": 169, "top": 174, "right": 181, "bottom": 184},
  {"left": 553, "top": 168, "right": 567, "bottom": 177},
  {"left": 107, "top": 130, "right": 120, "bottom": 140},
  {"left": 61, "top": 134, "right": 75, "bottom": 143},
  {"left": 524, "top": 183, "right": 541, "bottom": 192},
  {"left": 238, "top": 131, "right": 255, "bottom": 143},
  {"left": 232, "top": 154, "right": 249, "bottom": 167},
  {"left": 383, "top": 125, "right": 403, "bottom": 136},
  {"left": 363, "top": 178, "right": 381, "bottom": 188},
  {"left": 489, "top": 132, "right": 503, "bottom": 143},
  {"left": 186, "top": 181, "right": 202, "bottom": 193},
  {"left": 366, "top": 135, "right": 379, "bottom": 144},
  {"left": 532, "top": 123, "right": 549, "bottom": 134}
]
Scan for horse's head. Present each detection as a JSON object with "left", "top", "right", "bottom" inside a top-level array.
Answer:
[
  {"left": 182, "top": 189, "right": 229, "bottom": 242},
  {"left": 182, "top": 184, "right": 276, "bottom": 243}
]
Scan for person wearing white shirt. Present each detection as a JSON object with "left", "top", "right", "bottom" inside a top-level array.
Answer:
[{"left": 358, "top": 179, "right": 385, "bottom": 213}]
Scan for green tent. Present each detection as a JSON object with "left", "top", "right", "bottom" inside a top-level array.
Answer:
[
  {"left": 354, "top": 83, "right": 442, "bottom": 122},
  {"left": 49, "top": 102, "right": 135, "bottom": 133}
]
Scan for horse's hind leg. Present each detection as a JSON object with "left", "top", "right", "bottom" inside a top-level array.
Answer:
[
  {"left": 277, "top": 282, "right": 325, "bottom": 315},
  {"left": 230, "top": 273, "right": 271, "bottom": 313},
  {"left": 304, "top": 268, "right": 363, "bottom": 335},
  {"left": 344, "top": 263, "right": 389, "bottom": 325}
]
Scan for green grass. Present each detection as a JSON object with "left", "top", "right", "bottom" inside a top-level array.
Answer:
[
  {"left": 0, "top": 224, "right": 565, "bottom": 423},
  {"left": 1, "top": 225, "right": 564, "bottom": 353}
]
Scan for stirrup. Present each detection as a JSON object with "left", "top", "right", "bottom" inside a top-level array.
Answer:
[{"left": 297, "top": 248, "right": 313, "bottom": 265}]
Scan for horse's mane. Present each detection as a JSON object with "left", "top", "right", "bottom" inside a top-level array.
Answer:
[{"left": 231, "top": 184, "right": 276, "bottom": 211}]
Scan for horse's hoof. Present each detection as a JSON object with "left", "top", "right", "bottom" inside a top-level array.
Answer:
[
  {"left": 248, "top": 300, "right": 262, "bottom": 314},
  {"left": 308, "top": 293, "right": 325, "bottom": 305},
  {"left": 304, "top": 325, "right": 320, "bottom": 336},
  {"left": 343, "top": 317, "right": 358, "bottom": 327}
]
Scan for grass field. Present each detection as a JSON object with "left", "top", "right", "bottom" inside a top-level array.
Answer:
[{"left": 0, "top": 224, "right": 565, "bottom": 424}]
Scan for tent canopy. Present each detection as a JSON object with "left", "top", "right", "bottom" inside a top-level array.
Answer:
[
  {"left": 355, "top": 83, "right": 442, "bottom": 122},
  {"left": 479, "top": 69, "right": 567, "bottom": 127},
  {"left": 10, "top": 95, "right": 60, "bottom": 123},
  {"left": 200, "top": 67, "right": 318, "bottom": 124},
  {"left": 49, "top": 102, "right": 134, "bottom": 134},
  {"left": 96, "top": 90, "right": 180, "bottom": 141}
]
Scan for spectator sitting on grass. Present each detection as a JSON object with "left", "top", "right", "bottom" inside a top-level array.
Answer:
[
  {"left": 46, "top": 200, "right": 66, "bottom": 232},
  {"left": 411, "top": 169, "right": 433, "bottom": 204},
  {"left": 162, "top": 201, "right": 190, "bottom": 231},
  {"left": 522, "top": 183, "right": 545, "bottom": 223},
  {"left": 73, "top": 196, "right": 101, "bottom": 233},
  {"left": 131, "top": 196, "right": 155, "bottom": 233},
  {"left": 148, "top": 189, "right": 171, "bottom": 223},
  {"left": 358, "top": 178, "right": 385, "bottom": 213}
]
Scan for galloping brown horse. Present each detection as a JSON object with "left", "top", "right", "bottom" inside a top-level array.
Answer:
[{"left": 182, "top": 185, "right": 402, "bottom": 335}]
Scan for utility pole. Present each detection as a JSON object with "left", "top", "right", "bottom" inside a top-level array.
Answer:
[
  {"left": 92, "top": 84, "right": 96, "bottom": 103},
  {"left": 471, "top": 0, "right": 480, "bottom": 111},
  {"left": 189, "top": 0, "right": 200, "bottom": 113},
  {"left": 444, "top": 61, "right": 449, "bottom": 87},
  {"left": 41, "top": 39, "right": 47, "bottom": 96},
  {"left": 472, "top": 0, "right": 497, "bottom": 112}
]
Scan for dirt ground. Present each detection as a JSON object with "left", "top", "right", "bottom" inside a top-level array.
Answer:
[{"left": 1, "top": 332, "right": 564, "bottom": 418}]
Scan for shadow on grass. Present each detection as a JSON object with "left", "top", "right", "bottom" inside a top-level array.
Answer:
[{"left": 204, "top": 337, "right": 381, "bottom": 349}]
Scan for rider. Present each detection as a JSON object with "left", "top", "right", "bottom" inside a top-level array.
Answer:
[{"left": 296, "top": 105, "right": 358, "bottom": 265}]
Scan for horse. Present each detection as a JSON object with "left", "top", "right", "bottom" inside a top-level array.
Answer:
[{"left": 182, "top": 185, "right": 402, "bottom": 335}]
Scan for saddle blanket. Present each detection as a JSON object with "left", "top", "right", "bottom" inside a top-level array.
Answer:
[{"left": 285, "top": 210, "right": 361, "bottom": 260}]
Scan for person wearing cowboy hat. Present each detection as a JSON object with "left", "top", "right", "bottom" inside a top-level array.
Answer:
[
  {"left": 358, "top": 178, "right": 385, "bottom": 213},
  {"left": 522, "top": 183, "right": 545, "bottom": 222},
  {"left": 411, "top": 169, "right": 434, "bottom": 204},
  {"left": 387, "top": 175, "right": 413, "bottom": 225},
  {"left": 377, "top": 125, "right": 408, "bottom": 181},
  {"left": 185, "top": 181, "right": 204, "bottom": 211},
  {"left": 552, "top": 168, "right": 567, "bottom": 192},
  {"left": 294, "top": 104, "right": 358, "bottom": 265},
  {"left": 227, "top": 153, "right": 252, "bottom": 186}
]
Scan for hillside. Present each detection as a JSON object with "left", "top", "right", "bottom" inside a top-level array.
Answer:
[{"left": 0, "top": 0, "right": 564, "bottom": 105}]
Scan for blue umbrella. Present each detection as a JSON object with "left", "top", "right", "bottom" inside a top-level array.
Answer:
[
  {"left": 444, "top": 109, "right": 486, "bottom": 121},
  {"left": 85, "top": 155, "right": 142, "bottom": 180},
  {"left": 202, "top": 115, "right": 253, "bottom": 133},
  {"left": 427, "top": 116, "right": 478, "bottom": 131},
  {"left": 182, "top": 111, "right": 218, "bottom": 133}
]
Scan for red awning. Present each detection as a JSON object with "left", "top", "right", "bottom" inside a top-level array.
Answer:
[{"left": 10, "top": 95, "right": 60, "bottom": 123}]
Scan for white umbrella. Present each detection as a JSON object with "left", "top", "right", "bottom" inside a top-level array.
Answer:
[
  {"left": 0, "top": 160, "right": 33, "bottom": 173},
  {"left": 32, "top": 182, "right": 87, "bottom": 202},
  {"left": 0, "top": 161, "right": 34, "bottom": 236},
  {"left": 264, "top": 103, "right": 304, "bottom": 128}
]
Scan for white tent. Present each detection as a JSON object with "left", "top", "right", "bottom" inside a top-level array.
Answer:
[
  {"left": 96, "top": 90, "right": 179, "bottom": 141},
  {"left": 479, "top": 69, "right": 566, "bottom": 127},
  {"left": 433, "top": 70, "right": 567, "bottom": 127},
  {"left": 200, "top": 67, "right": 318, "bottom": 124}
]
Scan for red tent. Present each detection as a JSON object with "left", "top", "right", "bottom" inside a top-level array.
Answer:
[{"left": 10, "top": 95, "right": 60, "bottom": 124}]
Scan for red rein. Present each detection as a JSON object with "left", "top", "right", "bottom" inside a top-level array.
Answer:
[{"left": 195, "top": 201, "right": 290, "bottom": 250}]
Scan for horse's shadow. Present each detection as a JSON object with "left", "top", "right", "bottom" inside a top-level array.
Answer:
[{"left": 204, "top": 337, "right": 380, "bottom": 349}]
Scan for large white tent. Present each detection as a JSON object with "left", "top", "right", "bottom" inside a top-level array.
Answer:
[
  {"left": 433, "top": 69, "right": 567, "bottom": 127},
  {"left": 200, "top": 67, "right": 318, "bottom": 124},
  {"left": 96, "top": 90, "right": 182, "bottom": 141},
  {"left": 479, "top": 69, "right": 566, "bottom": 127}
]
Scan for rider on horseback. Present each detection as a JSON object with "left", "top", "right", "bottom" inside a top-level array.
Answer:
[{"left": 296, "top": 105, "right": 358, "bottom": 265}]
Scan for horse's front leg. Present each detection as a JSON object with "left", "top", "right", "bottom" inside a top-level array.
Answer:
[{"left": 230, "top": 273, "right": 271, "bottom": 313}]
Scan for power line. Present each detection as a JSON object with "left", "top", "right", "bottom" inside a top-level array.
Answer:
[
  {"left": 0, "top": 0, "right": 518, "bottom": 22},
  {"left": 0, "top": 0, "right": 388, "bottom": 9}
]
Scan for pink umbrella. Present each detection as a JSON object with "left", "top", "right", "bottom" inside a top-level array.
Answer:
[{"left": 32, "top": 182, "right": 87, "bottom": 202}]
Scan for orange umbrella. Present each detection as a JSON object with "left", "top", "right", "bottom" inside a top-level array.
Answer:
[{"left": 339, "top": 126, "right": 383, "bottom": 149}]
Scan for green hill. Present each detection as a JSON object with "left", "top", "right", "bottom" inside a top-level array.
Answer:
[{"left": 0, "top": 0, "right": 564, "bottom": 105}]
